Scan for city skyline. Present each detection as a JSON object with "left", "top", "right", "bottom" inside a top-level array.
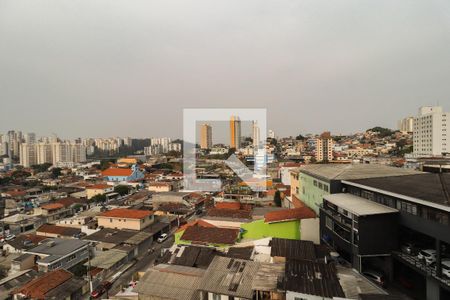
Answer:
[{"left": 1, "top": 1, "right": 450, "bottom": 138}]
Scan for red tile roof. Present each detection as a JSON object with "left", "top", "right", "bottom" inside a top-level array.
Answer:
[
  {"left": 206, "top": 208, "right": 252, "bottom": 219},
  {"left": 180, "top": 225, "right": 239, "bottom": 245},
  {"left": 102, "top": 168, "right": 133, "bottom": 177},
  {"left": 36, "top": 224, "right": 81, "bottom": 236},
  {"left": 176, "top": 219, "right": 216, "bottom": 233},
  {"left": 55, "top": 197, "right": 86, "bottom": 207},
  {"left": 215, "top": 202, "right": 241, "bottom": 210},
  {"left": 264, "top": 207, "right": 316, "bottom": 223},
  {"left": 14, "top": 269, "right": 73, "bottom": 299},
  {"left": 98, "top": 208, "right": 153, "bottom": 219},
  {"left": 40, "top": 203, "right": 64, "bottom": 210}
]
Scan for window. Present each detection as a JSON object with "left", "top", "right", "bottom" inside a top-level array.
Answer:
[
  {"left": 313, "top": 180, "right": 318, "bottom": 187},
  {"left": 324, "top": 184, "right": 329, "bottom": 192}
]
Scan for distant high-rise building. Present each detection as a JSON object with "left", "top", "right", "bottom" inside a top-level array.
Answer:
[
  {"left": 398, "top": 117, "right": 414, "bottom": 133},
  {"left": 230, "top": 116, "right": 241, "bottom": 149},
  {"left": 252, "top": 121, "right": 260, "bottom": 148},
  {"left": 151, "top": 137, "right": 172, "bottom": 153},
  {"left": 24, "top": 132, "right": 36, "bottom": 144},
  {"left": 268, "top": 129, "right": 275, "bottom": 139},
  {"left": 413, "top": 106, "right": 448, "bottom": 157},
  {"left": 36, "top": 143, "right": 53, "bottom": 164},
  {"left": 51, "top": 142, "right": 87, "bottom": 166},
  {"left": 200, "top": 124, "right": 212, "bottom": 149},
  {"left": 19, "top": 143, "right": 37, "bottom": 167},
  {"left": 315, "top": 131, "right": 334, "bottom": 162}
]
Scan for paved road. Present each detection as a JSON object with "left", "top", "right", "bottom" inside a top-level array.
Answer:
[{"left": 102, "top": 235, "right": 175, "bottom": 298}]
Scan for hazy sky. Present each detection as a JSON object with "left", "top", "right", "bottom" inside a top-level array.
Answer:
[{"left": 1, "top": 0, "right": 450, "bottom": 139}]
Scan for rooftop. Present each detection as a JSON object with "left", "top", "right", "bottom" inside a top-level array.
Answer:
[
  {"left": 87, "top": 249, "right": 128, "bottom": 269},
  {"left": 102, "top": 168, "right": 133, "bottom": 177},
  {"left": 172, "top": 245, "right": 218, "bottom": 269},
  {"left": 345, "top": 173, "right": 450, "bottom": 210},
  {"left": 180, "top": 225, "right": 239, "bottom": 245},
  {"left": 37, "top": 224, "right": 81, "bottom": 237},
  {"left": 5, "top": 234, "right": 49, "bottom": 251},
  {"left": 134, "top": 264, "right": 205, "bottom": 300},
  {"left": 270, "top": 238, "right": 317, "bottom": 261},
  {"left": 264, "top": 207, "right": 316, "bottom": 223},
  {"left": 198, "top": 256, "right": 259, "bottom": 299},
  {"left": 40, "top": 203, "right": 65, "bottom": 210},
  {"left": 324, "top": 193, "right": 399, "bottom": 216},
  {"left": 300, "top": 164, "right": 421, "bottom": 181},
  {"left": 251, "top": 263, "right": 285, "bottom": 292},
  {"left": 206, "top": 208, "right": 252, "bottom": 220},
  {"left": 98, "top": 208, "right": 153, "bottom": 219},
  {"left": 279, "top": 260, "right": 345, "bottom": 298},
  {"left": 83, "top": 228, "right": 137, "bottom": 244},
  {"left": 86, "top": 184, "right": 111, "bottom": 190},
  {"left": 26, "top": 238, "right": 89, "bottom": 262},
  {"left": 13, "top": 269, "right": 73, "bottom": 299}
]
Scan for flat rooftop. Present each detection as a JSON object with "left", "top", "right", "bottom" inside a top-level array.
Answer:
[
  {"left": 300, "top": 164, "right": 421, "bottom": 181},
  {"left": 345, "top": 173, "right": 450, "bottom": 210},
  {"left": 324, "top": 193, "right": 398, "bottom": 216}
]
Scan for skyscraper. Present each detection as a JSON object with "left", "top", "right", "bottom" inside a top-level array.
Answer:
[
  {"left": 413, "top": 106, "right": 448, "bottom": 157},
  {"left": 230, "top": 116, "right": 241, "bottom": 149},
  {"left": 200, "top": 124, "right": 212, "bottom": 149}
]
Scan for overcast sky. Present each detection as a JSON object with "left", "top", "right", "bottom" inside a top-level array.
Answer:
[{"left": 1, "top": 0, "right": 450, "bottom": 139}]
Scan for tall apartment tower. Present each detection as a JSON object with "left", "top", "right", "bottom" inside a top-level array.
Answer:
[
  {"left": 315, "top": 131, "right": 334, "bottom": 162},
  {"left": 230, "top": 116, "right": 241, "bottom": 149},
  {"left": 200, "top": 124, "right": 212, "bottom": 149},
  {"left": 413, "top": 106, "right": 448, "bottom": 157},
  {"left": 252, "top": 121, "right": 260, "bottom": 148},
  {"left": 19, "top": 143, "right": 37, "bottom": 167},
  {"left": 398, "top": 117, "right": 414, "bottom": 133}
]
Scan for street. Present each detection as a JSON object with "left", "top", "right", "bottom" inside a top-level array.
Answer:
[{"left": 86, "top": 234, "right": 175, "bottom": 299}]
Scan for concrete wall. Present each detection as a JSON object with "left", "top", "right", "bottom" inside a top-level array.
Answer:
[
  {"left": 300, "top": 218, "right": 320, "bottom": 244},
  {"left": 299, "top": 173, "right": 330, "bottom": 214},
  {"left": 97, "top": 215, "right": 154, "bottom": 230}
]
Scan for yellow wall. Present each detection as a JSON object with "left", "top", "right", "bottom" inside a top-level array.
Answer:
[{"left": 97, "top": 215, "right": 154, "bottom": 230}]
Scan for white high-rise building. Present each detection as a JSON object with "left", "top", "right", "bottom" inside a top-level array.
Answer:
[
  {"left": 19, "top": 143, "right": 37, "bottom": 167},
  {"left": 413, "top": 106, "right": 448, "bottom": 157},
  {"left": 398, "top": 117, "right": 414, "bottom": 133},
  {"left": 268, "top": 129, "right": 275, "bottom": 139},
  {"left": 52, "top": 142, "right": 87, "bottom": 166},
  {"left": 151, "top": 137, "right": 172, "bottom": 153},
  {"left": 36, "top": 143, "right": 53, "bottom": 164}
]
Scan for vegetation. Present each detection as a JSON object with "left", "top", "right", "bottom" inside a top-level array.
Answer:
[
  {"left": 114, "top": 185, "right": 131, "bottom": 196},
  {"left": 367, "top": 126, "right": 394, "bottom": 138},
  {"left": 274, "top": 190, "right": 282, "bottom": 207},
  {"left": 90, "top": 194, "right": 106, "bottom": 203},
  {"left": 50, "top": 168, "right": 62, "bottom": 179},
  {"left": 31, "top": 163, "right": 52, "bottom": 173},
  {"left": 295, "top": 134, "right": 305, "bottom": 141}
]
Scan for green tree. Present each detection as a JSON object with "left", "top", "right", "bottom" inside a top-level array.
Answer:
[
  {"left": 114, "top": 185, "right": 131, "bottom": 196},
  {"left": 31, "top": 163, "right": 52, "bottom": 173},
  {"left": 295, "top": 134, "right": 305, "bottom": 141},
  {"left": 51, "top": 168, "right": 62, "bottom": 179},
  {"left": 274, "top": 190, "right": 282, "bottom": 207},
  {"left": 90, "top": 194, "right": 106, "bottom": 203}
]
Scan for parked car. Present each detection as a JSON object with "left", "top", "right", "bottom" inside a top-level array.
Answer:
[
  {"left": 430, "top": 259, "right": 450, "bottom": 278},
  {"left": 157, "top": 233, "right": 168, "bottom": 243},
  {"left": 4, "top": 234, "right": 16, "bottom": 241},
  {"left": 90, "top": 281, "right": 112, "bottom": 299},
  {"left": 417, "top": 249, "right": 436, "bottom": 265},
  {"left": 362, "top": 270, "right": 386, "bottom": 288},
  {"left": 401, "top": 242, "right": 418, "bottom": 255}
]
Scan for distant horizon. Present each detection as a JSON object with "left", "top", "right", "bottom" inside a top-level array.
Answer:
[{"left": 1, "top": 1, "right": 450, "bottom": 139}]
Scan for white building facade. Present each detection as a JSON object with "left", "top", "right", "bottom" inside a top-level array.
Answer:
[{"left": 413, "top": 106, "right": 448, "bottom": 157}]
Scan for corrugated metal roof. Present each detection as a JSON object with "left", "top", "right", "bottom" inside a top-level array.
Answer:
[
  {"left": 123, "top": 231, "right": 152, "bottom": 245},
  {"left": 198, "top": 256, "right": 259, "bottom": 299},
  {"left": 134, "top": 264, "right": 205, "bottom": 300},
  {"left": 251, "top": 263, "right": 284, "bottom": 291}
]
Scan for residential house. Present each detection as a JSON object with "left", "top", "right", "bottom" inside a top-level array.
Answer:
[
  {"left": 0, "top": 214, "right": 45, "bottom": 235},
  {"left": 12, "top": 269, "right": 85, "bottom": 300},
  {"left": 96, "top": 209, "right": 154, "bottom": 230},
  {"left": 85, "top": 184, "right": 114, "bottom": 200},
  {"left": 24, "top": 238, "right": 90, "bottom": 272},
  {"left": 178, "top": 224, "right": 240, "bottom": 248},
  {"left": 3, "top": 234, "right": 48, "bottom": 254},
  {"left": 36, "top": 224, "right": 81, "bottom": 238}
]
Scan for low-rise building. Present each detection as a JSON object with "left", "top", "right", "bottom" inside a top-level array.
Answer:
[
  {"left": 96, "top": 208, "right": 154, "bottom": 230},
  {"left": 24, "top": 238, "right": 90, "bottom": 272},
  {"left": 86, "top": 184, "right": 114, "bottom": 199}
]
